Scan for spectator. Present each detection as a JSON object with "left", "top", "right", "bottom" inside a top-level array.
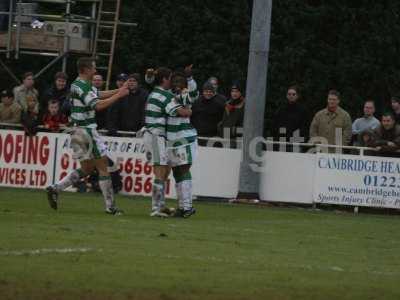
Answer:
[
  {"left": 92, "top": 73, "right": 104, "bottom": 91},
  {"left": 144, "top": 68, "right": 156, "bottom": 91},
  {"left": 366, "top": 113, "right": 400, "bottom": 157},
  {"left": 310, "top": 90, "right": 352, "bottom": 149},
  {"left": 92, "top": 73, "right": 107, "bottom": 129},
  {"left": 191, "top": 82, "right": 226, "bottom": 145},
  {"left": 42, "top": 100, "right": 68, "bottom": 132},
  {"left": 21, "top": 95, "right": 40, "bottom": 136},
  {"left": 206, "top": 76, "right": 227, "bottom": 103},
  {"left": 107, "top": 73, "right": 148, "bottom": 134},
  {"left": 0, "top": 89, "right": 21, "bottom": 124},
  {"left": 272, "top": 85, "right": 309, "bottom": 144},
  {"left": 390, "top": 96, "right": 400, "bottom": 123},
  {"left": 41, "top": 72, "right": 70, "bottom": 116},
  {"left": 218, "top": 82, "right": 245, "bottom": 141},
  {"left": 13, "top": 72, "right": 39, "bottom": 114},
  {"left": 352, "top": 100, "right": 380, "bottom": 145},
  {"left": 115, "top": 73, "right": 128, "bottom": 88}
]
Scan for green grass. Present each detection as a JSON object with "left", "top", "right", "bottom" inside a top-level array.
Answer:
[{"left": 1, "top": 187, "right": 400, "bottom": 300}]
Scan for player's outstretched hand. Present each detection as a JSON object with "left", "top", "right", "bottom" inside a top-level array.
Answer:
[
  {"left": 122, "top": 80, "right": 130, "bottom": 89},
  {"left": 177, "top": 107, "right": 192, "bottom": 118},
  {"left": 117, "top": 87, "right": 129, "bottom": 98}
]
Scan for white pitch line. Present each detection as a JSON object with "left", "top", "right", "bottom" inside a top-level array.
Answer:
[
  {"left": 0, "top": 247, "right": 101, "bottom": 256},
  {"left": 143, "top": 253, "right": 400, "bottom": 277}
]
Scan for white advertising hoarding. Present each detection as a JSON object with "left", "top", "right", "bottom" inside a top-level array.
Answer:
[
  {"left": 314, "top": 153, "right": 400, "bottom": 209},
  {"left": 0, "top": 130, "right": 241, "bottom": 199}
]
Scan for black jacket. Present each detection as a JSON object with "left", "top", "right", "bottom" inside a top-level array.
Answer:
[
  {"left": 191, "top": 94, "right": 226, "bottom": 137},
  {"left": 218, "top": 98, "right": 245, "bottom": 138},
  {"left": 272, "top": 101, "right": 309, "bottom": 141},
  {"left": 107, "top": 87, "right": 149, "bottom": 133},
  {"left": 41, "top": 85, "right": 70, "bottom": 116}
]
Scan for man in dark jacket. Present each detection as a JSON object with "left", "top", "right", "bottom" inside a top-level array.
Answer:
[
  {"left": 41, "top": 72, "right": 70, "bottom": 117},
  {"left": 107, "top": 73, "right": 148, "bottom": 134},
  {"left": 218, "top": 82, "right": 245, "bottom": 139},
  {"left": 191, "top": 82, "right": 226, "bottom": 145},
  {"left": 366, "top": 112, "right": 400, "bottom": 157},
  {"left": 273, "top": 86, "right": 309, "bottom": 144}
]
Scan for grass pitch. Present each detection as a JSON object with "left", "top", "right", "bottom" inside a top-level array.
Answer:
[{"left": 1, "top": 187, "right": 400, "bottom": 300}]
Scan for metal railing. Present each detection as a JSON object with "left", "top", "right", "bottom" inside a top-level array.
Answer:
[
  {"left": 0, "top": 122, "right": 383, "bottom": 155},
  {"left": 263, "top": 140, "right": 378, "bottom": 156}
]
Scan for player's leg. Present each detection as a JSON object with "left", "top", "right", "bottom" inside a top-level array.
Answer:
[
  {"left": 90, "top": 128, "right": 123, "bottom": 215},
  {"left": 170, "top": 143, "right": 197, "bottom": 218},
  {"left": 107, "top": 156, "right": 123, "bottom": 193},
  {"left": 151, "top": 165, "right": 171, "bottom": 217},
  {"left": 172, "top": 164, "right": 195, "bottom": 218},
  {"left": 144, "top": 132, "right": 171, "bottom": 217},
  {"left": 46, "top": 127, "right": 94, "bottom": 210},
  {"left": 93, "top": 156, "right": 123, "bottom": 215},
  {"left": 46, "top": 160, "right": 94, "bottom": 210}
]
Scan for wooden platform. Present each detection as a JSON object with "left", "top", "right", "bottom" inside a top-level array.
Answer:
[{"left": 0, "top": 28, "right": 91, "bottom": 53}]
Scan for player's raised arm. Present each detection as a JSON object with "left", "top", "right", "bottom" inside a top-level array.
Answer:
[
  {"left": 98, "top": 89, "right": 118, "bottom": 99},
  {"left": 95, "top": 87, "right": 129, "bottom": 111},
  {"left": 98, "top": 81, "right": 129, "bottom": 99}
]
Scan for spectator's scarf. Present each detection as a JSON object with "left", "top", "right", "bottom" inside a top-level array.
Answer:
[{"left": 225, "top": 97, "right": 245, "bottom": 114}]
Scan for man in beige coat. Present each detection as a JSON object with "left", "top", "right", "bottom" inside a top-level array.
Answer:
[
  {"left": 13, "top": 71, "right": 39, "bottom": 114},
  {"left": 309, "top": 90, "right": 352, "bottom": 150},
  {"left": 0, "top": 89, "right": 21, "bottom": 124}
]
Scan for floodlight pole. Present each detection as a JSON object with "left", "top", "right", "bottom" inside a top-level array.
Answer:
[{"left": 237, "top": 0, "right": 272, "bottom": 199}]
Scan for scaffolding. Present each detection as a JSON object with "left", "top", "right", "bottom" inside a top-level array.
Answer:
[{"left": 0, "top": 0, "right": 136, "bottom": 88}]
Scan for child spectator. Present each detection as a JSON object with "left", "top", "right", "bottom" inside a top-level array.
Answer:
[
  {"left": 21, "top": 95, "right": 40, "bottom": 136},
  {"left": 42, "top": 100, "right": 68, "bottom": 132},
  {"left": 0, "top": 89, "right": 22, "bottom": 124}
]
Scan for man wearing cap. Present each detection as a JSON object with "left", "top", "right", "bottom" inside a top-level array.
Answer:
[
  {"left": 0, "top": 89, "right": 22, "bottom": 124},
  {"left": 107, "top": 73, "right": 149, "bottom": 133},
  {"left": 191, "top": 82, "right": 226, "bottom": 145},
  {"left": 116, "top": 73, "right": 128, "bottom": 88},
  {"left": 206, "top": 76, "right": 227, "bottom": 103},
  {"left": 218, "top": 82, "right": 245, "bottom": 143}
]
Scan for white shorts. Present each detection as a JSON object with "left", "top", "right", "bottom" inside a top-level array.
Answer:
[
  {"left": 70, "top": 127, "right": 107, "bottom": 161},
  {"left": 168, "top": 142, "right": 198, "bottom": 167},
  {"left": 143, "top": 132, "right": 169, "bottom": 166}
]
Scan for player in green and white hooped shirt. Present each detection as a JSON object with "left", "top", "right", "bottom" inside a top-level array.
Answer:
[
  {"left": 168, "top": 66, "right": 199, "bottom": 218},
  {"left": 144, "top": 67, "right": 192, "bottom": 217},
  {"left": 46, "top": 57, "right": 129, "bottom": 215}
]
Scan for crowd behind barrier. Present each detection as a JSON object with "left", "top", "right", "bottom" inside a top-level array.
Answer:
[{"left": 1, "top": 68, "right": 400, "bottom": 158}]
